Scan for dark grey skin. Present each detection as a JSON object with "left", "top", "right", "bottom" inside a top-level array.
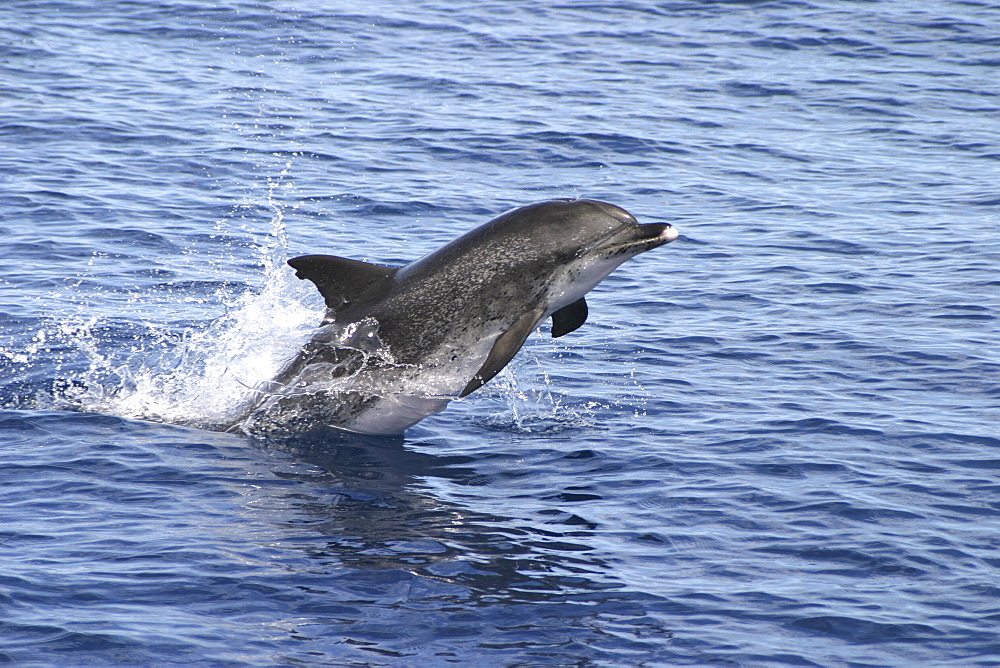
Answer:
[{"left": 232, "top": 199, "right": 678, "bottom": 436}]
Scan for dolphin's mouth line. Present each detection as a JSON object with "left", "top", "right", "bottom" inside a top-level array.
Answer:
[{"left": 590, "top": 223, "right": 679, "bottom": 257}]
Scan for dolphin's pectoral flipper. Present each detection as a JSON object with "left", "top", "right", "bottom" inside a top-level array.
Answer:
[
  {"left": 288, "top": 255, "right": 398, "bottom": 312},
  {"left": 550, "top": 297, "right": 588, "bottom": 338},
  {"left": 460, "top": 308, "right": 543, "bottom": 397}
]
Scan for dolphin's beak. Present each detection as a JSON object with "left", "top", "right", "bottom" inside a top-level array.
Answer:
[
  {"left": 624, "top": 222, "right": 679, "bottom": 254},
  {"left": 583, "top": 222, "right": 680, "bottom": 259},
  {"left": 640, "top": 222, "right": 679, "bottom": 244}
]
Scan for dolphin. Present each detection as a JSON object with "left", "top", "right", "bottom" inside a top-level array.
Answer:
[{"left": 233, "top": 199, "right": 678, "bottom": 436}]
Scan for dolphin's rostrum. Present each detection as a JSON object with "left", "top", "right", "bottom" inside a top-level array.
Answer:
[{"left": 233, "top": 199, "right": 678, "bottom": 436}]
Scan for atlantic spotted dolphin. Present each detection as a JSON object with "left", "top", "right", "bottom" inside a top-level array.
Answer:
[{"left": 234, "top": 199, "right": 678, "bottom": 436}]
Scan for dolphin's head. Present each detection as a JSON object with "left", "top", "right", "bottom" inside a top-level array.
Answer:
[
  {"left": 493, "top": 199, "right": 677, "bottom": 261},
  {"left": 396, "top": 198, "right": 678, "bottom": 317},
  {"left": 491, "top": 199, "right": 678, "bottom": 311}
]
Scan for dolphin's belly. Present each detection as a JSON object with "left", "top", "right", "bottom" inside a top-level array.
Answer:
[
  {"left": 342, "top": 392, "right": 452, "bottom": 435},
  {"left": 341, "top": 330, "right": 501, "bottom": 434}
]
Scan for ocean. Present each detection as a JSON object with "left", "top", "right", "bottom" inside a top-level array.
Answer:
[{"left": 2, "top": 0, "right": 998, "bottom": 664}]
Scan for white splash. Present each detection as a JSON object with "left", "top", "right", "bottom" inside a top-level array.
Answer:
[
  {"left": 112, "top": 171, "right": 322, "bottom": 427},
  {"left": 102, "top": 263, "right": 320, "bottom": 428},
  {"left": 25, "top": 163, "right": 327, "bottom": 429}
]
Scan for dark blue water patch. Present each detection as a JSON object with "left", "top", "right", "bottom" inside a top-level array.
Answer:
[
  {"left": 783, "top": 501, "right": 927, "bottom": 525},
  {"left": 0, "top": 622, "right": 159, "bottom": 663},
  {"left": 84, "top": 228, "right": 181, "bottom": 251},
  {"left": 147, "top": 279, "right": 250, "bottom": 298},
  {"left": 932, "top": 312, "right": 996, "bottom": 321},
  {"left": 758, "top": 543, "right": 930, "bottom": 576},
  {"left": 4, "top": 116, "right": 195, "bottom": 148},
  {"left": 786, "top": 616, "right": 945, "bottom": 644},
  {"left": 805, "top": 281, "right": 870, "bottom": 294},
  {"left": 894, "top": 431, "right": 1000, "bottom": 450},
  {"left": 521, "top": 130, "right": 692, "bottom": 156},
  {"left": 723, "top": 81, "right": 799, "bottom": 98},
  {"left": 722, "top": 142, "right": 816, "bottom": 165},
  {"left": 2, "top": 240, "right": 99, "bottom": 264},
  {"left": 950, "top": 459, "right": 1000, "bottom": 471}
]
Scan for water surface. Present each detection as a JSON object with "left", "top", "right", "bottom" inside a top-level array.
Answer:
[{"left": 2, "top": 1, "right": 999, "bottom": 664}]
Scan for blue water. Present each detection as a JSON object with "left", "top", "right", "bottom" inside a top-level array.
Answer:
[{"left": 3, "top": 0, "right": 999, "bottom": 664}]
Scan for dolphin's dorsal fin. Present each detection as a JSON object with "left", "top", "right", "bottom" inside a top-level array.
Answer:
[
  {"left": 550, "top": 297, "right": 588, "bottom": 338},
  {"left": 288, "top": 255, "right": 398, "bottom": 313},
  {"left": 460, "top": 308, "right": 543, "bottom": 397}
]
